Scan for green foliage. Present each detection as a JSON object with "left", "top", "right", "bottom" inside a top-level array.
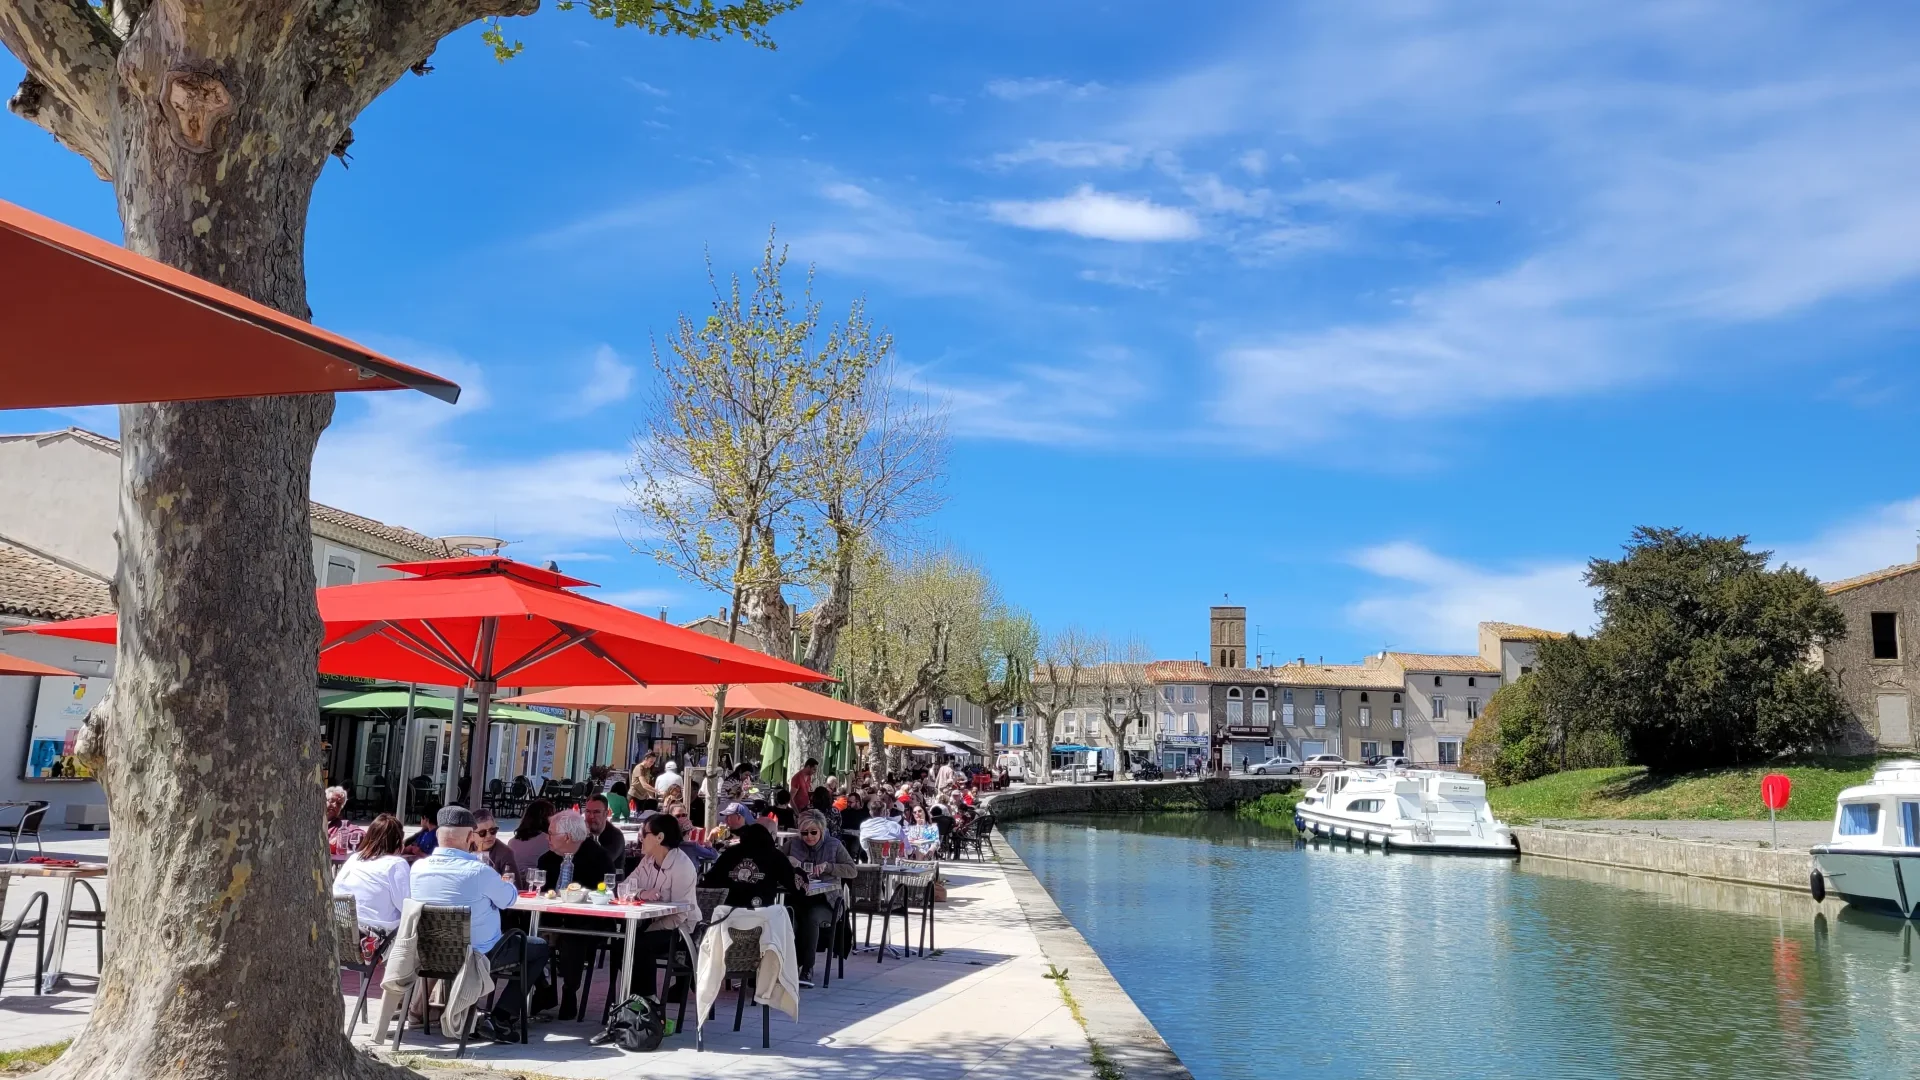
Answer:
[
  {"left": 1486, "top": 757, "right": 1885, "bottom": 822},
  {"left": 557, "top": 0, "right": 800, "bottom": 48},
  {"left": 1541, "top": 527, "right": 1849, "bottom": 774},
  {"left": 0, "top": 1042, "right": 68, "bottom": 1072},
  {"left": 1234, "top": 789, "right": 1303, "bottom": 829},
  {"left": 1471, "top": 674, "right": 1623, "bottom": 786}
]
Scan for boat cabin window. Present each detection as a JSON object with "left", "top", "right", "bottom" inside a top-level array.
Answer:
[
  {"left": 1333, "top": 776, "right": 1349, "bottom": 794},
  {"left": 1345, "top": 799, "right": 1383, "bottom": 813},
  {"left": 1903, "top": 802, "right": 1920, "bottom": 847},
  {"left": 1839, "top": 802, "right": 1881, "bottom": 836}
]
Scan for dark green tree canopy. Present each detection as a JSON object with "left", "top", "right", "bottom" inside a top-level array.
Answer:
[{"left": 1550, "top": 527, "right": 1848, "bottom": 773}]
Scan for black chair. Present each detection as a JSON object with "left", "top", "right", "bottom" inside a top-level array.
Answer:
[
  {"left": 65, "top": 880, "right": 105, "bottom": 975},
  {"left": 848, "top": 866, "right": 913, "bottom": 963},
  {"left": 333, "top": 896, "right": 392, "bottom": 1036},
  {"left": 484, "top": 778, "right": 505, "bottom": 814},
  {"left": 696, "top": 908, "right": 772, "bottom": 1051},
  {"left": 392, "top": 905, "right": 528, "bottom": 1056},
  {"left": 407, "top": 779, "right": 440, "bottom": 821},
  {"left": 506, "top": 777, "right": 529, "bottom": 817},
  {"left": 0, "top": 876, "right": 47, "bottom": 996},
  {"left": 2, "top": 802, "right": 48, "bottom": 862}
]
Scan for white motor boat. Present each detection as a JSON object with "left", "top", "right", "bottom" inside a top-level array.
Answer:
[
  {"left": 1294, "top": 767, "right": 1516, "bottom": 854},
  {"left": 1810, "top": 759, "right": 1920, "bottom": 918}
]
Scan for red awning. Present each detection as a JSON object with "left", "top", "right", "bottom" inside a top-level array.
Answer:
[
  {"left": 503, "top": 682, "right": 895, "bottom": 724},
  {"left": 0, "top": 197, "right": 460, "bottom": 408}
]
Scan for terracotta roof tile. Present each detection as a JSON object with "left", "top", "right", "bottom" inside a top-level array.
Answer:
[
  {"left": 1384, "top": 651, "right": 1500, "bottom": 675},
  {"left": 0, "top": 540, "right": 113, "bottom": 621},
  {"left": 1480, "top": 621, "right": 1568, "bottom": 641},
  {"left": 1823, "top": 561, "right": 1920, "bottom": 596},
  {"left": 1144, "top": 659, "right": 1402, "bottom": 689},
  {"left": 308, "top": 503, "right": 451, "bottom": 559}
]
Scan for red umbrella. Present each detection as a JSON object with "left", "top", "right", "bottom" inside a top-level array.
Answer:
[
  {"left": 0, "top": 653, "right": 81, "bottom": 677},
  {"left": 502, "top": 682, "right": 897, "bottom": 724},
  {"left": 0, "top": 197, "right": 460, "bottom": 408},
  {"left": 14, "top": 556, "right": 826, "bottom": 804}
]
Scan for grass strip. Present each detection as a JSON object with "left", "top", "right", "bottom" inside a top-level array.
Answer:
[
  {"left": 1045, "top": 964, "right": 1124, "bottom": 1080},
  {"left": 0, "top": 1042, "right": 67, "bottom": 1073},
  {"left": 1487, "top": 757, "right": 1887, "bottom": 823}
]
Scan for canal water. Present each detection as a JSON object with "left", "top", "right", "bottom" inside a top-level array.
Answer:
[{"left": 1004, "top": 814, "right": 1920, "bottom": 1080}]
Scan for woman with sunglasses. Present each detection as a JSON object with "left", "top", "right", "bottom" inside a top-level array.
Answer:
[
  {"left": 470, "top": 808, "right": 518, "bottom": 879},
  {"left": 780, "top": 809, "right": 857, "bottom": 987}
]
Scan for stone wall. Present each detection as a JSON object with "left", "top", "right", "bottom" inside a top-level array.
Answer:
[
  {"left": 1512, "top": 825, "right": 1814, "bottom": 892},
  {"left": 986, "top": 777, "right": 1297, "bottom": 822}
]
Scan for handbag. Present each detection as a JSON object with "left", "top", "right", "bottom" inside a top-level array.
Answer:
[
  {"left": 931, "top": 877, "right": 948, "bottom": 903},
  {"left": 591, "top": 995, "right": 665, "bottom": 1053}
]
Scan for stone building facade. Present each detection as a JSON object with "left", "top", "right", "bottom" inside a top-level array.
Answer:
[{"left": 1819, "top": 557, "right": 1920, "bottom": 752}]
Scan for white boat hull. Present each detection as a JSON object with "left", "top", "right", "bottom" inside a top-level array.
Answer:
[
  {"left": 1296, "top": 804, "right": 1516, "bottom": 855},
  {"left": 1812, "top": 847, "right": 1920, "bottom": 919}
]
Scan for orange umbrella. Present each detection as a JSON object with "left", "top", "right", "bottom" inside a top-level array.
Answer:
[
  {"left": 501, "top": 681, "right": 897, "bottom": 725},
  {"left": 0, "top": 653, "right": 80, "bottom": 677},
  {"left": 0, "top": 198, "right": 460, "bottom": 408}
]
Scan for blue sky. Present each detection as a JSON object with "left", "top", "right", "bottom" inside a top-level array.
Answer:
[{"left": 8, "top": 1, "right": 1920, "bottom": 662}]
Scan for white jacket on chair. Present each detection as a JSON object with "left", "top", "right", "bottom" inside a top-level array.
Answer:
[{"left": 695, "top": 904, "right": 800, "bottom": 1029}]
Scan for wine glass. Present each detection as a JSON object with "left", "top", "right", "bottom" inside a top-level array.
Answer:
[
  {"left": 603, "top": 872, "right": 618, "bottom": 894},
  {"left": 527, "top": 868, "right": 546, "bottom": 894}
]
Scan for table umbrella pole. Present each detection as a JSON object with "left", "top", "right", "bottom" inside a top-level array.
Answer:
[
  {"left": 464, "top": 616, "right": 500, "bottom": 810},
  {"left": 397, "top": 683, "right": 418, "bottom": 823}
]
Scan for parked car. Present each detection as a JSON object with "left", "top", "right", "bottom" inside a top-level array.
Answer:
[
  {"left": 1303, "top": 754, "right": 1347, "bottom": 777},
  {"left": 1365, "top": 755, "right": 1415, "bottom": 770},
  {"left": 1248, "top": 756, "right": 1301, "bottom": 776}
]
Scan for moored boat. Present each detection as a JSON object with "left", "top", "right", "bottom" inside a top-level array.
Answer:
[
  {"left": 1294, "top": 766, "right": 1517, "bottom": 854},
  {"left": 1810, "top": 759, "right": 1920, "bottom": 918}
]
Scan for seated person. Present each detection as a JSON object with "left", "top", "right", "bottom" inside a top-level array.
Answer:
[
  {"left": 409, "top": 806, "right": 552, "bottom": 1040},
  {"left": 538, "top": 809, "right": 618, "bottom": 1018},
  {"left": 584, "top": 795, "right": 627, "bottom": 868},
  {"left": 903, "top": 805, "right": 942, "bottom": 858},
  {"left": 857, "top": 797, "right": 905, "bottom": 859},
  {"left": 605, "top": 780, "right": 632, "bottom": 820},
  {"left": 770, "top": 789, "right": 797, "bottom": 831},
  {"left": 700, "top": 823, "right": 799, "bottom": 909},
  {"left": 403, "top": 813, "right": 438, "bottom": 859},
  {"left": 506, "top": 799, "right": 554, "bottom": 869},
  {"left": 669, "top": 804, "right": 719, "bottom": 863},
  {"left": 333, "top": 813, "right": 410, "bottom": 931},
  {"left": 780, "top": 810, "right": 858, "bottom": 986},
  {"left": 615, "top": 813, "right": 701, "bottom": 1002},
  {"left": 471, "top": 809, "right": 517, "bottom": 880},
  {"left": 325, "top": 786, "right": 363, "bottom": 854},
  {"left": 718, "top": 801, "right": 752, "bottom": 844}
]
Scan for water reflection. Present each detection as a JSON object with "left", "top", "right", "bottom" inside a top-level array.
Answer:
[{"left": 1005, "top": 814, "right": 1920, "bottom": 1080}]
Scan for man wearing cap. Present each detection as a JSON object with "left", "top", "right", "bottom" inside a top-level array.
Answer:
[{"left": 410, "top": 806, "right": 553, "bottom": 1038}]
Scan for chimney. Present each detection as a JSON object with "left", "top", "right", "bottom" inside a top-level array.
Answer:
[
  {"left": 658, "top": 608, "right": 668, "bottom": 621},
  {"left": 1255, "top": 653, "right": 1262, "bottom": 668},
  {"left": 1297, "top": 656, "right": 1306, "bottom": 666},
  {"left": 719, "top": 606, "right": 728, "bottom": 622}
]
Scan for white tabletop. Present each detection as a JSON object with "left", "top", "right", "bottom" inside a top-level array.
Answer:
[
  {"left": 510, "top": 895, "right": 686, "bottom": 922},
  {"left": 804, "top": 879, "right": 843, "bottom": 896}
]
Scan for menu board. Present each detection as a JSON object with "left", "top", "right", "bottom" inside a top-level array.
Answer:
[{"left": 24, "top": 674, "right": 110, "bottom": 780}]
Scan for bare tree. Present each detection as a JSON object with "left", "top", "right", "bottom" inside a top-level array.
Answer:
[
  {"left": 838, "top": 548, "right": 987, "bottom": 776},
  {"left": 0, "top": 2, "right": 794, "bottom": 1075},
  {"left": 1025, "top": 626, "right": 1097, "bottom": 784},
  {"left": 953, "top": 607, "right": 1037, "bottom": 771}
]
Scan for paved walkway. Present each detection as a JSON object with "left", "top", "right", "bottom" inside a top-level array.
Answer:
[
  {"left": 1533, "top": 819, "right": 1831, "bottom": 851},
  {"left": 0, "top": 833, "right": 1096, "bottom": 1080}
]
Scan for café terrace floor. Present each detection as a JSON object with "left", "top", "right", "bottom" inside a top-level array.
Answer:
[{"left": 0, "top": 830, "right": 1096, "bottom": 1080}]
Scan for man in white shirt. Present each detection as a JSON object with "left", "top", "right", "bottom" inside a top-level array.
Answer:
[
  {"left": 935, "top": 757, "right": 956, "bottom": 791},
  {"left": 655, "top": 760, "right": 683, "bottom": 798}
]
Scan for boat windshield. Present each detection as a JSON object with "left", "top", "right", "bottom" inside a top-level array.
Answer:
[
  {"left": 1904, "top": 801, "right": 1920, "bottom": 847},
  {"left": 1839, "top": 802, "right": 1880, "bottom": 836}
]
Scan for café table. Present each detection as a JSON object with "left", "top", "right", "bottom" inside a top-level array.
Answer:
[
  {"left": 0, "top": 861, "right": 107, "bottom": 992},
  {"left": 511, "top": 894, "right": 688, "bottom": 1004},
  {"left": 859, "top": 861, "right": 936, "bottom": 961}
]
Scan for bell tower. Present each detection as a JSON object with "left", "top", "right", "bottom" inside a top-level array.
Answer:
[{"left": 1210, "top": 606, "right": 1246, "bottom": 668}]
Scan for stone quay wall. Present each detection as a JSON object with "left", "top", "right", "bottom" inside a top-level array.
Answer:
[
  {"left": 1512, "top": 825, "right": 1815, "bottom": 892},
  {"left": 987, "top": 777, "right": 1298, "bottom": 822}
]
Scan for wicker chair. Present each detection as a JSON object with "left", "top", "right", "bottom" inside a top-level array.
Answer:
[
  {"left": 0, "top": 876, "right": 48, "bottom": 997},
  {"left": 697, "top": 919, "right": 771, "bottom": 1050},
  {"left": 391, "top": 905, "right": 527, "bottom": 1056},
  {"left": 333, "top": 896, "right": 393, "bottom": 1036},
  {"left": 848, "top": 865, "right": 913, "bottom": 963}
]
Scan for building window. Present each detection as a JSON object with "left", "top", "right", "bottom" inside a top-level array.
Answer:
[
  {"left": 1282, "top": 689, "right": 1294, "bottom": 705},
  {"left": 1466, "top": 698, "right": 1481, "bottom": 720},
  {"left": 1391, "top": 708, "right": 1404, "bottom": 728},
  {"left": 1162, "top": 686, "right": 1174, "bottom": 702},
  {"left": 1314, "top": 690, "right": 1325, "bottom": 705},
  {"left": 1872, "top": 612, "right": 1901, "bottom": 660},
  {"left": 1359, "top": 706, "right": 1372, "bottom": 727},
  {"left": 1183, "top": 712, "right": 1197, "bottom": 734},
  {"left": 1436, "top": 739, "right": 1461, "bottom": 766},
  {"left": 1433, "top": 675, "right": 1443, "bottom": 687},
  {"left": 1520, "top": 665, "right": 1533, "bottom": 676},
  {"left": 324, "top": 550, "right": 359, "bottom": 587},
  {"left": 1432, "top": 695, "right": 1446, "bottom": 719},
  {"left": 1360, "top": 692, "right": 1370, "bottom": 703},
  {"left": 1282, "top": 702, "right": 1295, "bottom": 726},
  {"left": 1181, "top": 686, "right": 1195, "bottom": 704},
  {"left": 1393, "top": 693, "right": 1402, "bottom": 703},
  {"left": 1252, "top": 701, "right": 1270, "bottom": 727},
  {"left": 1226, "top": 699, "right": 1244, "bottom": 726},
  {"left": 1467, "top": 677, "right": 1477, "bottom": 687},
  {"left": 1064, "top": 715, "right": 1078, "bottom": 735},
  {"left": 1228, "top": 687, "right": 1242, "bottom": 699},
  {"left": 1360, "top": 741, "right": 1379, "bottom": 759}
]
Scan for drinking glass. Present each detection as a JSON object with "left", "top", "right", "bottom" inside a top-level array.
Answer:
[
  {"left": 603, "top": 873, "right": 618, "bottom": 893},
  {"left": 528, "top": 868, "right": 546, "bottom": 894}
]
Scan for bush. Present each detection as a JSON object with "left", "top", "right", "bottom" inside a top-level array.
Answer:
[{"left": 1471, "top": 674, "right": 1624, "bottom": 787}]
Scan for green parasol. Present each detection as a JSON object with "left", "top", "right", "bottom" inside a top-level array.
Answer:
[
  {"left": 760, "top": 716, "right": 790, "bottom": 791},
  {"left": 824, "top": 719, "right": 853, "bottom": 778}
]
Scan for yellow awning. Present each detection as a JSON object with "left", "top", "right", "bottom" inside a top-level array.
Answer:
[{"left": 851, "top": 726, "right": 942, "bottom": 750}]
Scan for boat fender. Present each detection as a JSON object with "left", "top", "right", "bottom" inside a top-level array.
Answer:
[{"left": 1809, "top": 869, "right": 1826, "bottom": 903}]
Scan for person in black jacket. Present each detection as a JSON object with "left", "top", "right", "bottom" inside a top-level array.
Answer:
[
  {"left": 538, "top": 808, "right": 618, "bottom": 1017},
  {"left": 699, "top": 824, "right": 799, "bottom": 908}
]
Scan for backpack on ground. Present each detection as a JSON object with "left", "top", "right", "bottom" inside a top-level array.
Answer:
[{"left": 590, "top": 995, "right": 665, "bottom": 1053}]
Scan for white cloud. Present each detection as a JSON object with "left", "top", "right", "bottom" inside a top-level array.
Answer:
[
  {"left": 991, "top": 141, "right": 1140, "bottom": 169},
  {"left": 821, "top": 182, "right": 875, "bottom": 208},
  {"left": 576, "top": 345, "right": 635, "bottom": 412},
  {"left": 1237, "top": 150, "right": 1268, "bottom": 177},
  {"left": 313, "top": 346, "right": 629, "bottom": 546},
  {"left": 988, "top": 186, "right": 1201, "bottom": 242},
  {"left": 904, "top": 347, "right": 1151, "bottom": 446},
  {"left": 986, "top": 77, "right": 1105, "bottom": 101},
  {"left": 625, "top": 79, "right": 669, "bottom": 97},
  {"left": 1282, "top": 175, "right": 1464, "bottom": 217},
  {"left": 1347, "top": 542, "right": 1597, "bottom": 652},
  {"left": 1774, "top": 497, "right": 1920, "bottom": 583}
]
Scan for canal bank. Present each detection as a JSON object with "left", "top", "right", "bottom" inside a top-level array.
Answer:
[
  {"left": 988, "top": 778, "right": 1295, "bottom": 822},
  {"left": 1512, "top": 820, "right": 1817, "bottom": 892}
]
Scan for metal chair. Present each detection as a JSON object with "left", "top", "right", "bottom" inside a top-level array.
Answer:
[
  {"left": 333, "top": 896, "right": 393, "bottom": 1035},
  {"left": 66, "top": 879, "right": 105, "bottom": 975},
  {"left": 2, "top": 802, "right": 48, "bottom": 862},
  {"left": 0, "top": 876, "right": 47, "bottom": 997},
  {"left": 848, "top": 865, "right": 912, "bottom": 963}
]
